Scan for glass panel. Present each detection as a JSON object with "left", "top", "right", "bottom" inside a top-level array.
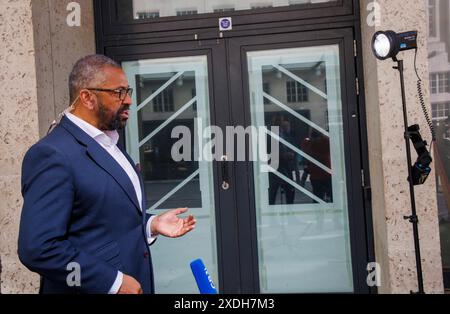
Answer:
[
  {"left": 247, "top": 45, "right": 353, "bottom": 292},
  {"left": 122, "top": 56, "right": 218, "bottom": 293},
  {"left": 115, "top": 0, "right": 338, "bottom": 21}
]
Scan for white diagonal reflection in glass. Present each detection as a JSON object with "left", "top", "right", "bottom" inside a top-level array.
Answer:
[
  {"left": 266, "top": 165, "right": 327, "bottom": 204},
  {"left": 136, "top": 71, "right": 185, "bottom": 112},
  {"left": 147, "top": 169, "right": 200, "bottom": 212},
  {"left": 138, "top": 96, "right": 197, "bottom": 147},
  {"left": 272, "top": 64, "right": 328, "bottom": 100},
  {"left": 263, "top": 92, "right": 329, "bottom": 137},
  {"left": 264, "top": 128, "right": 332, "bottom": 174}
]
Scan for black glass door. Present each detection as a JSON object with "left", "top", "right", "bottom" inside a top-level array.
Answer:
[
  {"left": 228, "top": 28, "right": 371, "bottom": 293},
  {"left": 107, "top": 40, "right": 241, "bottom": 293}
]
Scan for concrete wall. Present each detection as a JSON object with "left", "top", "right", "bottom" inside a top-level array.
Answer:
[
  {"left": 360, "top": 0, "right": 444, "bottom": 293},
  {"left": 0, "top": 0, "right": 40, "bottom": 294},
  {"left": 32, "top": 0, "right": 96, "bottom": 138},
  {"left": 0, "top": 0, "right": 95, "bottom": 294}
]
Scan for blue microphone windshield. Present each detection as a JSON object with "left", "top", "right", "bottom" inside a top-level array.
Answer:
[{"left": 190, "top": 259, "right": 218, "bottom": 294}]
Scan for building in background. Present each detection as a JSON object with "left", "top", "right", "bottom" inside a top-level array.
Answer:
[
  {"left": 128, "top": 0, "right": 333, "bottom": 19},
  {"left": 427, "top": 0, "right": 450, "bottom": 289}
]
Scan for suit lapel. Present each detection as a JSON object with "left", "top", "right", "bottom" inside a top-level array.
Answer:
[
  {"left": 60, "top": 116, "right": 142, "bottom": 215},
  {"left": 86, "top": 144, "right": 142, "bottom": 214}
]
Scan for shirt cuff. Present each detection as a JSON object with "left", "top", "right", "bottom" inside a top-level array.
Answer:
[
  {"left": 146, "top": 215, "right": 158, "bottom": 245},
  {"left": 108, "top": 271, "right": 123, "bottom": 294}
]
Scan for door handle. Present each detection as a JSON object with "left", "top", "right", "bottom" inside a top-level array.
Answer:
[{"left": 221, "top": 155, "right": 230, "bottom": 190}]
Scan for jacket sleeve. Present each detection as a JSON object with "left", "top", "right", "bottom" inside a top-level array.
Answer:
[{"left": 18, "top": 143, "right": 118, "bottom": 293}]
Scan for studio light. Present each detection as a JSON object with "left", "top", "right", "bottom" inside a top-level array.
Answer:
[
  {"left": 371, "top": 30, "right": 435, "bottom": 294},
  {"left": 372, "top": 30, "right": 418, "bottom": 60}
]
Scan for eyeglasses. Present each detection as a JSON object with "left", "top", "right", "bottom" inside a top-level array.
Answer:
[{"left": 86, "top": 87, "right": 133, "bottom": 101}]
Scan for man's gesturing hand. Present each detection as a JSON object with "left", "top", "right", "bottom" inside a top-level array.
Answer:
[
  {"left": 118, "top": 274, "right": 143, "bottom": 294},
  {"left": 151, "top": 207, "right": 196, "bottom": 238}
]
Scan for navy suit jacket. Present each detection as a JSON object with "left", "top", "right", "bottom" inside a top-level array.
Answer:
[{"left": 18, "top": 116, "right": 155, "bottom": 294}]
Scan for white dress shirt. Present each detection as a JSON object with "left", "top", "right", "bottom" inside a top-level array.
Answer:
[{"left": 65, "top": 112, "right": 156, "bottom": 294}]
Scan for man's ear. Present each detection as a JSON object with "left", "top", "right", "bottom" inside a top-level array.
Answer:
[{"left": 79, "top": 89, "right": 96, "bottom": 110}]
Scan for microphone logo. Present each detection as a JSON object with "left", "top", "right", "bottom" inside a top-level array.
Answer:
[{"left": 204, "top": 267, "right": 216, "bottom": 290}]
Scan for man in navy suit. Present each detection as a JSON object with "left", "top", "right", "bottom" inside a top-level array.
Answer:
[{"left": 18, "top": 55, "right": 196, "bottom": 294}]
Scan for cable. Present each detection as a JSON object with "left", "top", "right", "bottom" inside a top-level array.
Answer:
[{"left": 414, "top": 48, "right": 436, "bottom": 145}]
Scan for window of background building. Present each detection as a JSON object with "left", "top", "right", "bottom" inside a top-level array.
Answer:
[
  {"left": 429, "top": 0, "right": 437, "bottom": 37},
  {"left": 152, "top": 89, "right": 175, "bottom": 112},
  {"left": 176, "top": 10, "right": 199, "bottom": 16},
  {"left": 251, "top": 4, "right": 274, "bottom": 9},
  {"left": 427, "top": 0, "right": 450, "bottom": 291},
  {"left": 213, "top": 7, "right": 236, "bottom": 13},
  {"left": 136, "top": 11, "right": 160, "bottom": 19},
  {"left": 117, "top": 0, "right": 338, "bottom": 21},
  {"left": 286, "top": 81, "right": 308, "bottom": 103},
  {"left": 431, "top": 73, "right": 437, "bottom": 93},
  {"left": 431, "top": 72, "right": 450, "bottom": 94},
  {"left": 433, "top": 103, "right": 450, "bottom": 119}
]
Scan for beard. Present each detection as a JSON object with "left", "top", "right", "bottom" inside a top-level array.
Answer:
[{"left": 96, "top": 102, "right": 129, "bottom": 131}]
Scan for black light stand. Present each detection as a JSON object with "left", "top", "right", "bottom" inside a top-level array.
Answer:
[
  {"left": 372, "top": 30, "right": 433, "bottom": 294},
  {"left": 393, "top": 57, "right": 424, "bottom": 294}
]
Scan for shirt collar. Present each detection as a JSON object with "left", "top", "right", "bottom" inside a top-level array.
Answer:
[{"left": 65, "top": 112, "right": 119, "bottom": 148}]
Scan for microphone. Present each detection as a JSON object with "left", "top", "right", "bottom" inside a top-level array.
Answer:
[{"left": 190, "top": 259, "right": 218, "bottom": 294}]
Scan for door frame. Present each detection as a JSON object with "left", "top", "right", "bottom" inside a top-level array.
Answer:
[
  {"left": 107, "top": 40, "right": 245, "bottom": 293},
  {"left": 94, "top": 0, "right": 376, "bottom": 294},
  {"left": 227, "top": 28, "right": 372, "bottom": 293},
  {"left": 94, "top": 0, "right": 353, "bottom": 41}
]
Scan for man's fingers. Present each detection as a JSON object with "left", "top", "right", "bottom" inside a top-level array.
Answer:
[
  {"left": 119, "top": 274, "right": 143, "bottom": 294},
  {"left": 178, "top": 219, "right": 196, "bottom": 235},
  {"left": 174, "top": 207, "right": 188, "bottom": 215},
  {"left": 184, "top": 215, "right": 196, "bottom": 226},
  {"left": 180, "top": 225, "right": 195, "bottom": 236}
]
